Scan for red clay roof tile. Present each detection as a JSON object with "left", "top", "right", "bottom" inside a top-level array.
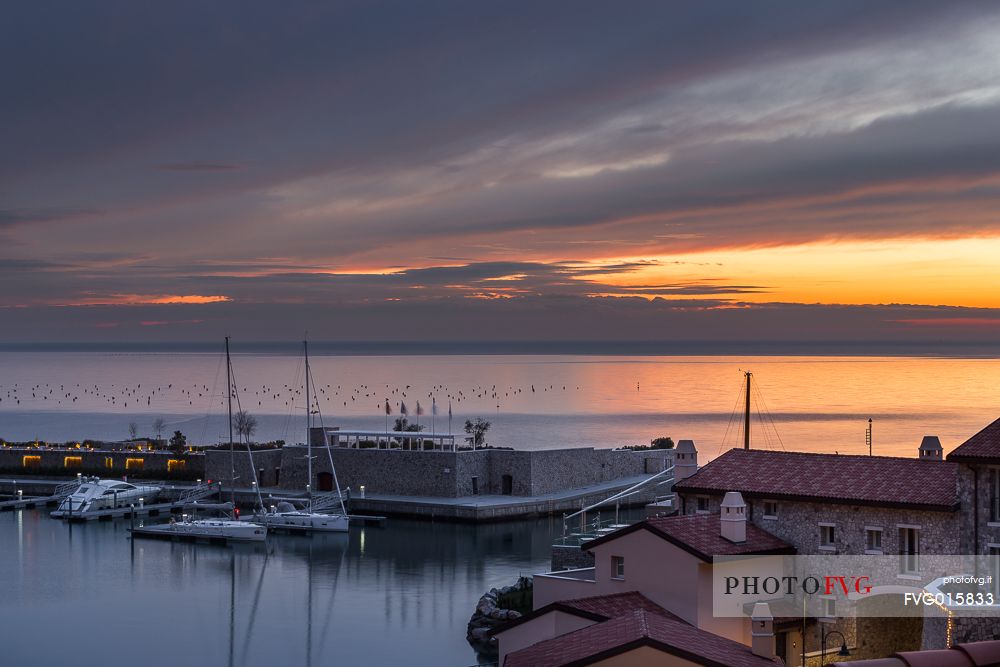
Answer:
[
  {"left": 676, "top": 448, "right": 959, "bottom": 510},
  {"left": 948, "top": 417, "right": 1000, "bottom": 462},
  {"left": 558, "top": 591, "right": 682, "bottom": 622},
  {"left": 504, "top": 608, "right": 780, "bottom": 667},
  {"left": 582, "top": 512, "right": 794, "bottom": 561}
]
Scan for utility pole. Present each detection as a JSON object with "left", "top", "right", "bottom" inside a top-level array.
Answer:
[
  {"left": 867, "top": 418, "right": 873, "bottom": 456},
  {"left": 744, "top": 371, "right": 752, "bottom": 450}
]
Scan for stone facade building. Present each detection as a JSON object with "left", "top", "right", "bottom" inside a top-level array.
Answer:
[
  {"left": 947, "top": 417, "right": 1000, "bottom": 558},
  {"left": 206, "top": 442, "right": 673, "bottom": 499}
]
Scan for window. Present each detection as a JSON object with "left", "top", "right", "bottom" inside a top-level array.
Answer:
[
  {"left": 611, "top": 556, "right": 625, "bottom": 580},
  {"left": 22, "top": 455, "right": 41, "bottom": 468},
  {"left": 866, "top": 528, "right": 883, "bottom": 554},
  {"left": 992, "top": 469, "right": 1000, "bottom": 522},
  {"left": 63, "top": 456, "right": 83, "bottom": 468},
  {"left": 899, "top": 527, "right": 920, "bottom": 575},
  {"left": 819, "top": 524, "right": 836, "bottom": 550},
  {"left": 167, "top": 459, "right": 186, "bottom": 472},
  {"left": 696, "top": 496, "right": 710, "bottom": 513},
  {"left": 104, "top": 457, "right": 114, "bottom": 469},
  {"left": 125, "top": 458, "right": 145, "bottom": 471},
  {"left": 822, "top": 598, "right": 837, "bottom": 618},
  {"left": 762, "top": 500, "right": 778, "bottom": 518}
]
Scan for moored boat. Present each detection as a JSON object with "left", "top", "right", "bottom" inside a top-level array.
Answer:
[
  {"left": 52, "top": 477, "right": 161, "bottom": 517},
  {"left": 162, "top": 516, "right": 267, "bottom": 542},
  {"left": 254, "top": 501, "right": 349, "bottom": 532}
]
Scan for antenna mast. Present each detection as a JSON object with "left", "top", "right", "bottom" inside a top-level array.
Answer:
[
  {"left": 744, "top": 371, "right": 752, "bottom": 450},
  {"left": 867, "top": 418, "right": 873, "bottom": 456},
  {"left": 305, "top": 339, "right": 312, "bottom": 507},
  {"left": 226, "top": 336, "right": 235, "bottom": 506}
]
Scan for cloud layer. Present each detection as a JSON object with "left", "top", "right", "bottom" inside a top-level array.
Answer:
[{"left": 3, "top": 1, "right": 1000, "bottom": 343}]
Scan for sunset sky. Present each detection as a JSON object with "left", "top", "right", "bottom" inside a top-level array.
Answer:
[{"left": 4, "top": 1, "right": 1000, "bottom": 345}]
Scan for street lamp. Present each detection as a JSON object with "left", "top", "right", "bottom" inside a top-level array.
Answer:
[{"left": 821, "top": 628, "right": 850, "bottom": 664}]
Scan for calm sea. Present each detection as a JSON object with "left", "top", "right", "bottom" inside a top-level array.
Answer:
[{"left": 1, "top": 351, "right": 998, "bottom": 458}]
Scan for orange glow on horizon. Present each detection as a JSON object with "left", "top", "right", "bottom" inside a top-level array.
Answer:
[
  {"left": 60, "top": 294, "right": 231, "bottom": 307},
  {"left": 592, "top": 237, "right": 1000, "bottom": 308}
]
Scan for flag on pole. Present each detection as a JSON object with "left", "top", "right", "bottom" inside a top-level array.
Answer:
[
  {"left": 416, "top": 401, "right": 424, "bottom": 416},
  {"left": 384, "top": 398, "right": 390, "bottom": 444},
  {"left": 400, "top": 401, "right": 408, "bottom": 416},
  {"left": 431, "top": 397, "right": 437, "bottom": 436}
]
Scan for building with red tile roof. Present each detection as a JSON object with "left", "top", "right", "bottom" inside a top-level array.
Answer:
[
  {"left": 504, "top": 608, "right": 781, "bottom": 667},
  {"left": 675, "top": 448, "right": 960, "bottom": 511},
  {"left": 510, "top": 418, "right": 1000, "bottom": 667},
  {"left": 581, "top": 513, "right": 795, "bottom": 562}
]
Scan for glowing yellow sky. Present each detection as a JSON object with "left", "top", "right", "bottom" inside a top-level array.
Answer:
[{"left": 594, "top": 236, "right": 1000, "bottom": 308}]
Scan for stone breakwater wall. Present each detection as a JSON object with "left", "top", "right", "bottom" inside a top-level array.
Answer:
[
  {"left": 205, "top": 448, "right": 283, "bottom": 488},
  {"left": 214, "top": 445, "right": 673, "bottom": 498}
]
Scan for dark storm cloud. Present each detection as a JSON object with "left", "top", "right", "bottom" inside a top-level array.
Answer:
[{"left": 0, "top": 1, "right": 963, "bottom": 178}]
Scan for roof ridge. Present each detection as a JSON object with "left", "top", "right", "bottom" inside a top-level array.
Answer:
[
  {"left": 574, "top": 590, "right": 646, "bottom": 601},
  {"left": 719, "top": 448, "right": 952, "bottom": 463},
  {"left": 637, "top": 607, "right": 650, "bottom": 635}
]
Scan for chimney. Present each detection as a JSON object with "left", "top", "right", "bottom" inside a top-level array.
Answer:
[
  {"left": 750, "top": 602, "right": 775, "bottom": 660},
  {"left": 674, "top": 439, "right": 698, "bottom": 481},
  {"left": 720, "top": 491, "right": 747, "bottom": 543},
  {"left": 919, "top": 436, "right": 943, "bottom": 461}
]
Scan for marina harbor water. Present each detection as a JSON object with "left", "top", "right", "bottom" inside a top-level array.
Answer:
[{"left": 0, "top": 504, "right": 597, "bottom": 666}]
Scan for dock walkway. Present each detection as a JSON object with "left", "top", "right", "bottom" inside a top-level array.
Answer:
[
  {"left": 348, "top": 474, "right": 666, "bottom": 522},
  {"left": 0, "top": 479, "right": 80, "bottom": 511}
]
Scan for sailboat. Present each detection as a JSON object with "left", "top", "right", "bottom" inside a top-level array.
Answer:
[
  {"left": 161, "top": 337, "right": 268, "bottom": 542},
  {"left": 253, "top": 339, "right": 349, "bottom": 533}
]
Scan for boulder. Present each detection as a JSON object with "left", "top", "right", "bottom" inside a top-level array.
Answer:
[{"left": 468, "top": 627, "right": 490, "bottom": 642}]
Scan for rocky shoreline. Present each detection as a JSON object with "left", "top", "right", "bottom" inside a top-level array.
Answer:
[{"left": 466, "top": 576, "right": 532, "bottom": 656}]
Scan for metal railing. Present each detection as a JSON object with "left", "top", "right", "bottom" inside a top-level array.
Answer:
[
  {"left": 553, "top": 514, "right": 634, "bottom": 547},
  {"left": 177, "top": 481, "right": 219, "bottom": 504},
  {"left": 309, "top": 491, "right": 346, "bottom": 512},
  {"left": 53, "top": 478, "right": 83, "bottom": 498}
]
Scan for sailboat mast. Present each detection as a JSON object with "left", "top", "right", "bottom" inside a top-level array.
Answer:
[
  {"left": 744, "top": 371, "right": 752, "bottom": 450},
  {"left": 227, "top": 336, "right": 235, "bottom": 505},
  {"left": 305, "top": 339, "right": 312, "bottom": 505}
]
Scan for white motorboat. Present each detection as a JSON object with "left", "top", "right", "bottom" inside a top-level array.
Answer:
[
  {"left": 163, "top": 516, "right": 267, "bottom": 542},
  {"left": 254, "top": 501, "right": 349, "bottom": 532},
  {"left": 52, "top": 477, "right": 161, "bottom": 517}
]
